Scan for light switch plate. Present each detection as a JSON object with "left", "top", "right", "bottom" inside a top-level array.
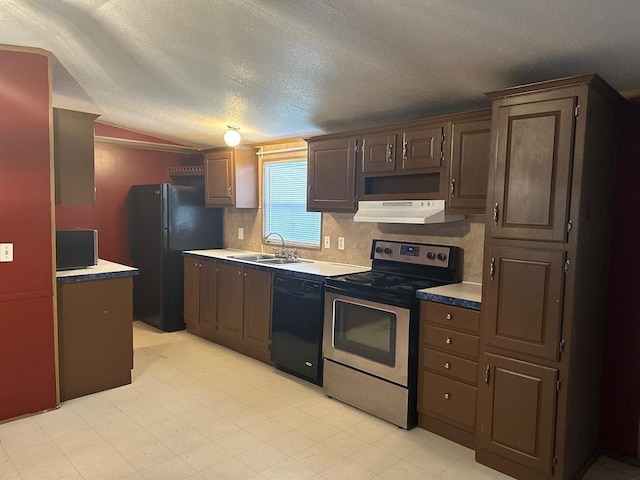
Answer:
[
  {"left": 338, "top": 237, "right": 345, "bottom": 250},
  {"left": 0, "top": 243, "right": 13, "bottom": 262},
  {"left": 238, "top": 227, "right": 244, "bottom": 240},
  {"left": 324, "top": 236, "right": 331, "bottom": 249}
]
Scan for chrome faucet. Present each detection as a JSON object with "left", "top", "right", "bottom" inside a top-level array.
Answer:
[{"left": 265, "top": 232, "right": 286, "bottom": 258}]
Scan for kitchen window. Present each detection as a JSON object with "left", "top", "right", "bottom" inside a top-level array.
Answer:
[{"left": 263, "top": 159, "right": 321, "bottom": 248}]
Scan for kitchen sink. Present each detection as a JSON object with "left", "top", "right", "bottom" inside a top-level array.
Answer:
[
  {"left": 227, "top": 254, "right": 276, "bottom": 261},
  {"left": 257, "top": 258, "right": 311, "bottom": 265}
]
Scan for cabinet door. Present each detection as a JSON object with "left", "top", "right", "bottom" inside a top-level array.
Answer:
[
  {"left": 243, "top": 267, "right": 272, "bottom": 352},
  {"left": 484, "top": 246, "right": 565, "bottom": 361},
  {"left": 401, "top": 125, "right": 443, "bottom": 170},
  {"left": 216, "top": 263, "right": 244, "bottom": 342},
  {"left": 449, "top": 118, "right": 491, "bottom": 213},
  {"left": 307, "top": 137, "right": 357, "bottom": 212},
  {"left": 205, "top": 150, "right": 234, "bottom": 206},
  {"left": 183, "top": 258, "right": 200, "bottom": 326},
  {"left": 490, "top": 97, "right": 576, "bottom": 241},
  {"left": 53, "top": 108, "right": 98, "bottom": 205},
  {"left": 362, "top": 131, "right": 397, "bottom": 173},
  {"left": 199, "top": 259, "right": 217, "bottom": 334},
  {"left": 477, "top": 353, "right": 558, "bottom": 476}
]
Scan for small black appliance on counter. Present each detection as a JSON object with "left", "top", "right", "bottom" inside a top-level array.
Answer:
[{"left": 55, "top": 229, "right": 98, "bottom": 271}]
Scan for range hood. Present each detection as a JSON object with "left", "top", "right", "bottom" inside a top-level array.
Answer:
[{"left": 353, "top": 200, "right": 464, "bottom": 224}]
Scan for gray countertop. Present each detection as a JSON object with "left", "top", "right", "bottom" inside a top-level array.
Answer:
[
  {"left": 416, "top": 282, "right": 482, "bottom": 311},
  {"left": 56, "top": 259, "right": 139, "bottom": 284},
  {"left": 183, "top": 248, "right": 370, "bottom": 280}
]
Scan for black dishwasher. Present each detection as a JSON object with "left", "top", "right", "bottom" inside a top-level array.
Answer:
[{"left": 271, "top": 273, "right": 324, "bottom": 385}]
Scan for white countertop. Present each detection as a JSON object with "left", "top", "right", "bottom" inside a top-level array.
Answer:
[
  {"left": 183, "top": 249, "right": 370, "bottom": 278},
  {"left": 56, "top": 259, "right": 139, "bottom": 282}
]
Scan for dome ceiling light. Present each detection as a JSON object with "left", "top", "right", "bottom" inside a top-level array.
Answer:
[{"left": 223, "top": 125, "right": 241, "bottom": 146}]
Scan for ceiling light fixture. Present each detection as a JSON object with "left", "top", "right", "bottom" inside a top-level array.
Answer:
[{"left": 223, "top": 125, "right": 241, "bottom": 146}]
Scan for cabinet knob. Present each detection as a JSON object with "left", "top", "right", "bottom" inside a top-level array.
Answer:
[
  {"left": 444, "top": 393, "right": 451, "bottom": 400},
  {"left": 445, "top": 313, "right": 452, "bottom": 320},
  {"left": 444, "top": 362, "right": 450, "bottom": 369},
  {"left": 445, "top": 337, "right": 452, "bottom": 345},
  {"left": 243, "top": 272, "right": 247, "bottom": 277},
  {"left": 237, "top": 270, "right": 242, "bottom": 276},
  {"left": 450, "top": 178, "right": 456, "bottom": 197},
  {"left": 228, "top": 186, "right": 232, "bottom": 198}
]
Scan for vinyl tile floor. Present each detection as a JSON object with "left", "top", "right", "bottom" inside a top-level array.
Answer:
[{"left": 0, "top": 321, "right": 634, "bottom": 480}]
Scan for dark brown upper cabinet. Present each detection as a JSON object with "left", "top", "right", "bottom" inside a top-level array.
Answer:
[
  {"left": 489, "top": 97, "right": 576, "bottom": 242},
  {"left": 484, "top": 246, "right": 565, "bottom": 361},
  {"left": 307, "top": 136, "right": 358, "bottom": 213},
  {"left": 204, "top": 146, "right": 258, "bottom": 208},
  {"left": 306, "top": 109, "right": 490, "bottom": 213},
  {"left": 53, "top": 108, "right": 99, "bottom": 205},
  {"left": 477, "top": 353, "right": 558, "bottom": 476},
  {"left": 361, "top": 124, "right": 443, "bottom": 174},
  {"left": 448, "top": 116, "right": 492, "bottom": 214}
]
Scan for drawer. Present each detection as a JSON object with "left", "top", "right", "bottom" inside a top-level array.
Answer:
[
  {"left": 421, "top": 301, "right": 480, "bottom": 333},
  {"left": 423, "top": 348, "right": 478, "bottom": 385},
  {"left": 420, "top": 371, "right": 477, "bottom": 429},
  {"left": 423, "top": 324, "right": 479, "bottom": 359}
]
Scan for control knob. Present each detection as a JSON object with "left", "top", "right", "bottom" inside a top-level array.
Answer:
[
  {"left": 383, "top": 248, "right": 392, "bottom": 255},
  {"left": 375, "top": 246, "right": 383, "bottom": 253},
  {"left": 437, "top": 253, "right": 447, "bottom": 261},
  {"left": 426, "top": 251, "right": 436, "bottom": 260}
]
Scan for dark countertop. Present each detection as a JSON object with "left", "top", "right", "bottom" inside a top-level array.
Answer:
[
  {"left": 416, "top": 282, "right": 482, "bottom": 311},
  {"left": 56, "top": 259, "right": 139, "bottom": 284}
]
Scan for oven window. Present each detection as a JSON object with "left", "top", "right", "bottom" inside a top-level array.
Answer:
[{"left": 333, "top": 300, "right": 396, "bottom": 366}]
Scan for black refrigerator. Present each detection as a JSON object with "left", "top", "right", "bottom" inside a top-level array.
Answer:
[{"left": 130, "top": 184, "right": 223, "bottom": 331}]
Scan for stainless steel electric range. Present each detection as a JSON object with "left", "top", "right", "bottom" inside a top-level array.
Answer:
[{"left": 322, "top": 239, "right": 462, "bottom": 428}]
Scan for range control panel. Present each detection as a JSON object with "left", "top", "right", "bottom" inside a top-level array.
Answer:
[{"left": 371, "top": 239, "right": 453, "bottom": 268}]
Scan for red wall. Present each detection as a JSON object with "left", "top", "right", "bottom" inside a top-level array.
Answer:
[
  {"left": 0, "top": 48, "right": 57, "bottom": 420},
  {"left": 94, "top": 143, "right": 191, "bottom": 265},
  {"left": 54, "top": 123, "right": 203, "bottom": 266},
  {"left": 599, "top": 101, "right": 640, "bottom": 457}
]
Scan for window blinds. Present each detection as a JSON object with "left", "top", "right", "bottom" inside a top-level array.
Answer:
[{"left": 263, "top": 160, "right": 321, "bottom": 248}]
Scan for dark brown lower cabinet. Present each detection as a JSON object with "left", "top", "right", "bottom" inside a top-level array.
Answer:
[
  {"left": 476, "top": 353, "right": 559, "bottom": 477},
  {"left": 57, "top": 277, "right": 133, "bottom": 401},
  {"left": 184, "top": 257, "right": 217, "bottom": 339},
  {"left": 418, "top": 301, "right": 480, "bottom": 448},
  {"left": 184, "top": 257, "right": 272, "bottom": 363}
]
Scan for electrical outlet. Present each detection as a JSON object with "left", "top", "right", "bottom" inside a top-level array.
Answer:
[
  {"left": 338, "top": 237, "right": 345, "bottom": 250},
  {"left": 0, "top": 243, "right": 13, "bottom": 262},
  {"left": 238, "top": 227, "right": 244, "bottom": 240},
  {"left": 324, "top": 236, "right": 331, "bottom": 249}
]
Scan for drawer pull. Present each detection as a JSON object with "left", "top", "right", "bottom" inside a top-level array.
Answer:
[
  {"left": 446, "top": 313, "right": 452, "bottom": 320},
  {"left": 444, "top": 393, "right": 451, "bottom": 400},
  {"left": 445, "top": 337, "right": 452, "bottom": 345},
  {"left": 444, "top": 362, "right": 450, "bottom": 369}
]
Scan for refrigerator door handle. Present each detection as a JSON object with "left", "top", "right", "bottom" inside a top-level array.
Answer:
[{"left": 129, "top": 191, "right": 136, "bottom": 261}]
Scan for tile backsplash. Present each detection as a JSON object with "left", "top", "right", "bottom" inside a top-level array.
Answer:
[{"left": 224, "top": 209, "right": 485, "bottom": 283}]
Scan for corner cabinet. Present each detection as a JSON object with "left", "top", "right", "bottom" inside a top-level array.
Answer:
[
  {"left": 476, "top": 74, "right": 624, "bottom": 480},
  {"left": 306, "top": 136, "right": 358, "bottom": 213},
  {"left": 204, "top": 146, "right": 258, "bottom": 208},
  {"left": 184, "top": 257, "right": 272, "bottom": 363},
  {"left": 305, "top": 109, "right": 490, "bottom": 214}
]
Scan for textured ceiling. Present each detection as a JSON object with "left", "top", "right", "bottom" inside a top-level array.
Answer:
[{"left": 2, "top": 0, "right": 640, "bottom": 149}]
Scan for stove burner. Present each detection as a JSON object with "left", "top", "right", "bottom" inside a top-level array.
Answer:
[{"left": 344, "top": 272, "right": 384, "bottom": 283}]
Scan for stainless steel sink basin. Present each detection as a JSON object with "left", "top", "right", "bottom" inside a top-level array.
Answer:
[
  {"left": 257, "top": 258, "right": 311, "bottom": 265},
  {"left": 227, "top": 254, "right": 276, "bottom": 261}
]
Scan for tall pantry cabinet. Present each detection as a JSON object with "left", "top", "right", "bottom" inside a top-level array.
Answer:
[{"left": 476, "top": 75, "right": 624, "bottom": 480}]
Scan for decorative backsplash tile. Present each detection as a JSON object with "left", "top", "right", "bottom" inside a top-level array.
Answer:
[{"left": 224, "top": 208, "right": 485, "bottom": 283}]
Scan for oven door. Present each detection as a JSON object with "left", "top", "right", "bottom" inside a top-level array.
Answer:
[{"left": 323, "top": 288, "right": 410, "bottom": 387}]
